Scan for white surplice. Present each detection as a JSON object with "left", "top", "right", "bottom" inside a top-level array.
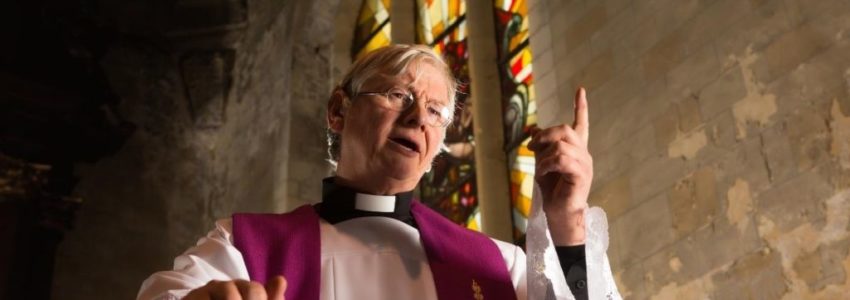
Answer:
[
  {"left": 138, "top": 183, "right": 622, "bottom": 300},
  {"left": 137, "top": 216, "right": 528, "bottom": 300}
]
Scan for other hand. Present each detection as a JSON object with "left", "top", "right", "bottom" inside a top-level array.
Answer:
[{"left": 184, "top": 276, "right": 287, "bottom": 300}]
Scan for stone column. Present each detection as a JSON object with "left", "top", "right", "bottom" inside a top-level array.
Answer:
[
  {"left": 465, "top": 0, "right": 512, "bottom": 242},
  {"left": 391, "top": 0, "right": 416, "bottom": 44}
]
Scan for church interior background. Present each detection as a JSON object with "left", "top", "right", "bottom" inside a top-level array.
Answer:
[{"left": 2, "top": 0, "right": 850, "bottom": 298}]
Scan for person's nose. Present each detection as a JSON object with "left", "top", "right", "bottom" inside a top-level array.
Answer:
[{"left": 400, "top": 100, "right": 428, "bottom": 129}]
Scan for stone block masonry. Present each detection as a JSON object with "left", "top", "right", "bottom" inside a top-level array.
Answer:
[{"left": 529, "top": 0, "right": 850, "bottom": 297}]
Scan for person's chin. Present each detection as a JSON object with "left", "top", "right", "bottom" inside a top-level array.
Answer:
[{"left": 381, "top": 157, "right": 423, "bottom": 181}]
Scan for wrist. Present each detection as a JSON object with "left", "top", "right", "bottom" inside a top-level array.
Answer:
[{"left": 545, "top": 205, "right": 587, "bottom": 246}]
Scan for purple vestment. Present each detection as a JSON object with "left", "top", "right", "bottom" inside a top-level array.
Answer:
[{"left": 232, "top": 202, "right": 518, "bottom": 300}]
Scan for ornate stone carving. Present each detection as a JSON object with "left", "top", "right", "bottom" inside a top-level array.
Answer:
[{"left": 179, "top": 49, "right": 235, "bottom": 128}]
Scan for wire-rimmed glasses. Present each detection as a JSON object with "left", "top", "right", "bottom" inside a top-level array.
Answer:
[{"left": 357, "top": 87, "right": 453, "bottom": 127}]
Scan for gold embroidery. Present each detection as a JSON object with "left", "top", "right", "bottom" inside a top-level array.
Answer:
[{"left": 472, "top": 279, "right": 483, "bottom": 300}]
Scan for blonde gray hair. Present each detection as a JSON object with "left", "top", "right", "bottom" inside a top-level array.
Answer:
[{"left": 328, "top": 44, "right": 458, "bottom": 167}]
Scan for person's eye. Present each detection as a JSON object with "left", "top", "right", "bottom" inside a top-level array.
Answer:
[
  {"left": 388, "top": 89, "right": 408, "bottom": 101},
  {"left": 428, "top": 105, "right": 445, "bottom": 117}
]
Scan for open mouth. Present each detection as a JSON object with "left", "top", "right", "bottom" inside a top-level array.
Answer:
[{"left": 390, "top": 137, "right": 420, "bottom": 153}]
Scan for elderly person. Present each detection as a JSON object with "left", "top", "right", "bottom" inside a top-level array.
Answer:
[{"left": 138, "top": 44, "right": 618, "bottom": 300}]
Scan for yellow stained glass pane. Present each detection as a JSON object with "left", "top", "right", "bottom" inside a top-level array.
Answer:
[
  {"left": 516, "top": 196, "right": 531, "bottom": 217},
  {"left": 508, "top": 123, "right": 535, "bottom": 236},
  {"left": 511, "top": 3, "right": 529, "bottom": 50},
  {"left": 466, "top": 209, "right": 481, "bottom": 231},
  {"left": 416, "top": 0, "right": 465, "bottom": 45},
  {"left": 516, "top": 141, "right": 533, "bottom": 157},
  {"left": 354, "top": 24, "right": 392, "bottom": 60},
  {"left": 508, "top": 46, "right": 533, "bottom": 84},
  {"left": 352, "top": 0, "right": 392, "bottom": 59}
]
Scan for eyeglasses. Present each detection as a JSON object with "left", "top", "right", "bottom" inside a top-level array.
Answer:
[{"left": 357, "top": 87, "right": 453, "bottom": 127}]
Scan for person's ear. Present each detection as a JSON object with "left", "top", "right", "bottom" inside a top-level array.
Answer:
[{"left": 327, "top": 88, "right": 349, "bottom": 133}]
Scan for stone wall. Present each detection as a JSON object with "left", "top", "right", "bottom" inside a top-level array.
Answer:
[
  {"left": 284, "top": 0, "right": 351, "bottom": 210},
  {"left": 528, "top": 0, "right": 850, "bottom": 298},
  {"left": 283, "top": 0, "right": 365, "bottom": 210},
  {"left": 50, "top": 0, "right": 339, "bottom": 299},
  {"left": 41, "top": 0, "right": 850, "bottom": 298}
]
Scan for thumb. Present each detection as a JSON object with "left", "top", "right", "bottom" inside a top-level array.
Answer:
[{"left": 265, "top": 276, "right": 287, "bottom": 300}]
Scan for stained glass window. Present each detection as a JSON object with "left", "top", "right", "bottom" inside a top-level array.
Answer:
[
  {"left": 414, "top": 0, "right": 479, "bottom": 229},
  {"left": 415, "top": 0, "right": 467, "bottom": 54},
  {"left": 352, "top": 0, "right": 393, "bottom": 60},
  {"left": 494, "top": 0, "right": 536, "bottom": 242}
]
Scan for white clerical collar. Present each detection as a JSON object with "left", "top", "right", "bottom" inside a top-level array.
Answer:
[
  {"left": 319, "top": 177, "right": 415, "bottom": 225},
  {"left": 354, "top": 193, "right": 396, "bottom": 213}
]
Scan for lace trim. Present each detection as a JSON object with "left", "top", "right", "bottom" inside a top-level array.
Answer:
[{"left": 526, "top": 184, "right": 622, "bottom": 300}]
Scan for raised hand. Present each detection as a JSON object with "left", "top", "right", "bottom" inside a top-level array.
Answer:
[
  {"left": 184, "top": 276, "right": 287, "bottom": 300},
  {"left": 528, "top": 87, "right": 593, "bottom": 246}
]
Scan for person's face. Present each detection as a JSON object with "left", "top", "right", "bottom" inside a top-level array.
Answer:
[{"left": 330, "top": 61, "right": 450, "bottom": 194}]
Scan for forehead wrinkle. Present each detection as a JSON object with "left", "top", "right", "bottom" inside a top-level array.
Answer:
[
  {"left": 406, "top": 63, "right": 451, "bottom": 104},
  {"left": 363, "top": 60, "right": 453, "bottom": 108}
]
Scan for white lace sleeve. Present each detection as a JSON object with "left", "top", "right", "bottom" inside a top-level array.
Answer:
[
  {"left": 136, "top": 219, "right": 249, "bottom": 300},
  {"left": 586, "top": 207, "right": 622, "bottom": 300},
  {"left": 526, "top": 184, "right": 622, "bottom": 300}
]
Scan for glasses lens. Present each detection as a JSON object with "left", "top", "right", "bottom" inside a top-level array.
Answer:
[
  {"left": 373, "top": 88, "right": 452, "bottom": 127},
  {"left": 385, "top": 88, "right": 412, "bottom": 110},
  {"left": 426, "top": 103, "right": 452, "bottom": 127}
]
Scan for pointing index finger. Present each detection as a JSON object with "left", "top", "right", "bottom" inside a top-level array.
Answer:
[{"left": 572, "top": 87, "right": 589, "bottom": 145}]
